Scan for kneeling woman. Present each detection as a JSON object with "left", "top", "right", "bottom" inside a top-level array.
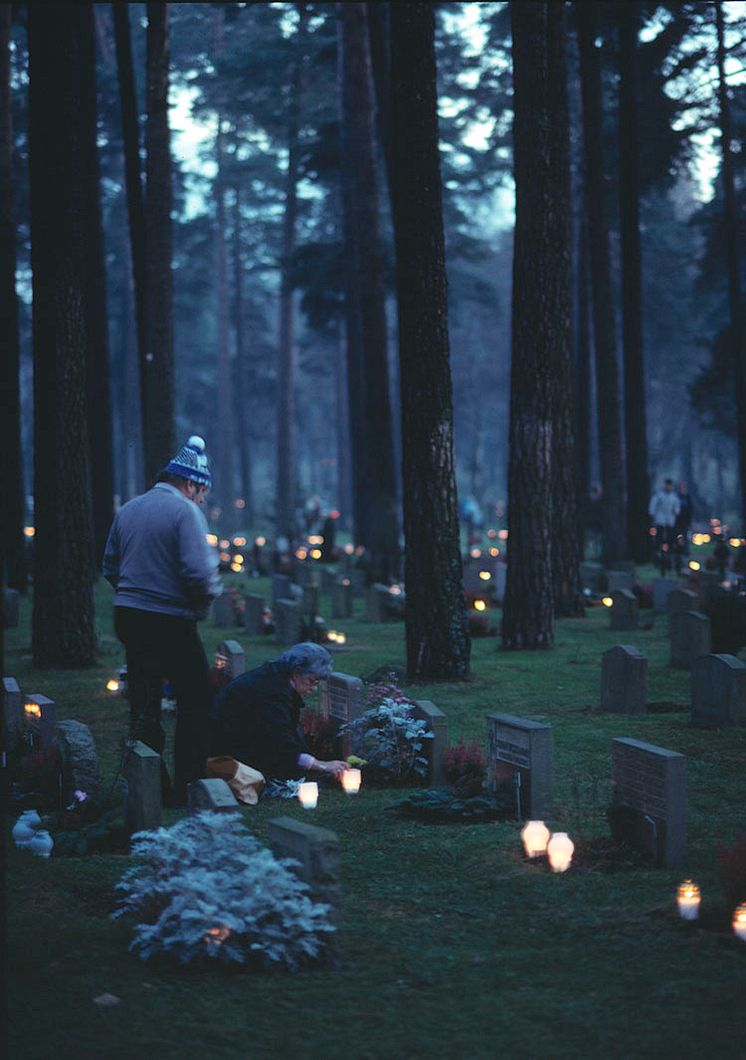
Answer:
[{"left": 211, "top": 642, "right": 349, "bottom": 781}]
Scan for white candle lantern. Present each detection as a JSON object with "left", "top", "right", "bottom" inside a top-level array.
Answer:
[
  {"left": 298, "top": 782, "right": 318, "bottom": 810},
  {"left": 733, "top": 903, "right": 746, "bottom": 941},
  {"left": 341, "top": 768, "right": 361, "bottom": 795},
  {"left": 521, "top": 820, "right": 550, "bottom": 858},
  {"left": 676, "top": 880, "right": 701, "bottom": 920},
  {"left": 546, "top": 832, "right": 574, "bottom": 873}
]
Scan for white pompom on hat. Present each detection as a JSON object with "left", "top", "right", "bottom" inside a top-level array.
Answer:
[{"left": 162, "top": 435, "right": 212, "bottom": 487}]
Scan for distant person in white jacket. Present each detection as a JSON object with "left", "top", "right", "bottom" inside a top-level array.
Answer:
[
  {"left": 103, "top": 436, "right": 222, "bottom": 804},
  {"left": 648, "top": 478, "right": 681, "bottom": 576}
]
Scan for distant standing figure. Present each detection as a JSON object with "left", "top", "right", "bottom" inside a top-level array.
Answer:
[
  {"left": 103, "top": 436, "right": 222, "bottom": 804},
  {"left": 648, "top": 478, "right": 681, "bottom": 576},
  {"left": 674, "top": 480, "right": 693, "bottom": 573}
]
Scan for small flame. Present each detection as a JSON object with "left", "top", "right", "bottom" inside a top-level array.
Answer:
[
  {"left": 602, "top": 596, "right": 614, "bottom": 607},
  {"left": 473, "top": 599, "right": 487, "bottom": 612},
  {"left": 106, "top": 678, "right": 120, "bottom": 693},
  {"left": 24, "top": 703, "right": 41, "bottom": 719}
]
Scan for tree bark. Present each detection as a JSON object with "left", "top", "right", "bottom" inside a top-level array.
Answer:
[
  {"left": 618, "top": 0, "right": 650, "bottom": 563},
  {"left": 715, "top": 1, "right": 746, "bottom": 530},
  {"left": 112, "top": 1, "right": 147, "bottom": 476},
  {"left": 28, "top": 1, "right": 95, "bottom": 667},
  {"left": 503, "top": 0, "right": 561, "bottom": 648},
  {"left": 577, "top": 1, "right": 628, "bottom": 564},
  {"left": 80, "top": 4, "right": 114, "bottom": 570},
  {"left": 143, "top": 2, "right": 174, "bottom": 485},
  {"left": 214, "top": 112, "right": 235, "bottom": 520},
  {"left": 0, "top": 3, "right": 26, "bottom": 593},
  {"left": 366, "top": 0, "right": 393, "bottom": 203},
  {"left": 336, "top": 319, "right": 353, "bottom": 531},
  {"left": 575, "top": 216, "right": 592, "bottom": 548},
  {"left": 339, "top": 2, "right": 399, "bottom": 583},
  {"left": 232, "top": 186, "right": 254, "bottom": 527},
  {"left": 390, "top": 2, "right": 470, "bottom": 679}
]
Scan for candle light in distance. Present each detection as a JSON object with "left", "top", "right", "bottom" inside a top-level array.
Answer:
[
  {"left": 521, "top": 820, "right": 550, "bottom": 858},
  {"left": 341, "top": 768, "right": 361, "bottom": 795},
  {"left": 105, "top": 677, "right": 120, "bottom": 693},
  {"left": 473, "top": 599, "right": 487, "bottom": 612},
  {"left": 602, "top": 596, "right": 614, "bottom": 607},
  {"left": 676, "top": 880, "right": 701, "bottom": 920},
  {"left": 688, "top": 561, "right": 701, "bottom": 572},
  {"left": 733, "top": 903, "right": 746, "bottom": 941},
  {"left": 546, "top": 832, "right": 574, "bottom": 873},
  {"left": 298, "top": 782, "right": 318, "bottom": 810}
]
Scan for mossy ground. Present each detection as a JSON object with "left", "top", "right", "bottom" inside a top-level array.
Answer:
[{"left": 5, "top": 569, "right": 746, "bottom": 1060}]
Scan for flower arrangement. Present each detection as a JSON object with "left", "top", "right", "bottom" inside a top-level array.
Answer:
[
  {"left": 113, "top": 812, "right": 335, "bottom": 968},
  {"left": 442, "top": 739, "right": 487, "bottom": 797}
]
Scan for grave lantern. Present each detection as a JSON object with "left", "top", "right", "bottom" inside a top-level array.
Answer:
[
  {"left": 733, "top": 904, "right": 746, "bottom": 942},
  {"left": 546, "top": 832, "right": 574, "bottom": 873},
  {"left": 24, "top": 701, "right": 41, "bottom": 721},
  {"left": 298, "top": 782, "right": 318, "bottom": 810},
  {"left": 689, "top": 561, "right": 701, "bottom": 572},
  {"left": 479, "top": 571, "right": 492, "bottom": 581},
  {"left": 602, "top": 596, "right": 614, "bottom": 607},
  {"left": 255, "top": 536, "right": 266, "bottom": 547},
  {"left": 521, "top": 820, "right": 550, "bottom": 858},
  {"left": 341, "top": 768, "right": 361, "bottom": 795},
  {"left": 676, "top": 880, "right": 701, "bottom": 920},
  {"left": 473, "top": 599, "right": 487, "bottom": 612},
  {"left": 105, "top": 677, "right": 120, "bottom": 694}
]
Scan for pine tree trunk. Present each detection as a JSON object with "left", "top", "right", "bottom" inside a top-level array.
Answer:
[
  {"left": 214, "top": 113, "right": 235, "bottom": 521},
  {"left": 0, "top": 3, "right": 26, "bottom": 593},
  {"left": 112, "top": 2, "right": 147, "bottom": 478},
  {"left": 390, "top": 2, "right": 470, "bottom": 680},
  {"left": 502, "top": 0, "right": 559, "bottom": 649},
  {"left": 232, "top": 187, "right": 254, "bottom": 527},
  {"left": 366, "top": 0, "right": 393, "bottom": 203},
  {"left": 546, "top": 2, "right": 584, "bottom": 619},
  {"left": 577, "top": 2, "right": 628, "bottom": 564},
  {"left": 336, "top": 320, "right": 353, "bottom": 531},
  {"left": 28, "top": 1, "right": 95, "bottom": 667},
  {"left": 715, "top": 2, "right": 746, "bottom": 530},
  {"left": 618, "top": 1, "right": 650, "bottom": 563},
  {"left": 143, "top": 2, "right": 174, "bottom": 485},
  {"left": 80, "top": 5, "right": 114, "bottom": 570},
  {"left": 575, "top": 217, "right": 592, "bottom": 548},
  {"left": 339, "top": 2, "right": 399, "bottom": 583}
]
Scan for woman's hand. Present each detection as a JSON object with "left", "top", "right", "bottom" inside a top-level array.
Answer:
[{"left": 317, "top": 759, "right": 350, "bottom": 777}]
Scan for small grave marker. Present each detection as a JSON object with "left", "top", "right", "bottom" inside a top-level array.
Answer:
[
  {"left": 3, "top": 588, "right": 19, "bottom": 628},
  {"left": 486, "top": 713, "right": 553, "bottom": 819},
  {"left": 244, "top": 593, "right": 265, "bottom": 635},
  {"left": 212, "top": 594, "right": 235, "bottom": 628},
  {"left": 274, "top": 598, "right": 302, "bottom": 645},
  {"left": 216, "top": 640, "right": 245, "bottom": 680},
  {"left": 2, "top": 676, "right": 23, "bottom": 754},
  {"left": 579, "top": 561, "right": 604, "bottom": 593},
  {"left": 366, "top": 584, "right": 390, "bottom": 622},
  {"left": 55, "top": 720, "right": 102, "bottom": 803},
  {"left": 187, "top": 778, "right": 239, "bottom": 814},
  {"left": 691, "top": 653, "right": 746, "bottom": 728},
  {"left": 321, "top": 672, "right": 364, "bottom": 757},
  {"left": 667, "top": 588, "right": 698, "bottom": 629},
  {"left": 609, "top": 589, "right": 638, "bottom": 631},
  {"left": 600, "top": 645, "right": 647, "bottom": 714},
  {"left": 23, "top": 693, "right": 57, "bottom": 750},
  {"left": 653, "top": 577, "right": 680, "bottom": 613},
  {"left": 272, "top": 574, "right": 293, "bottom": 606},
  {"left": 610, "top": 737, "right": 686, "bottom": 868},
  {"left": 124, "top": 740, "right": 162, "bottom": 834},
  {"left": 411, "top": 700, "right": 448, "bottom": 786},
  {"left": 348, "top": 569, "right": 366, "bottom": 597},
  {"left": 670, "top": 611, "right": 711, "bottom": 670},
  {"left": 331, "top": 580, "right": 353, "bottom": 619},
  {"left": 320, "top": 568, "right": 338, "bottom": 596},
  {"left": 606, "top": 569, "right": 635, "bottom": 594},
  {"left": 302, "top": 584, "right": 320, "bottom": 619}
]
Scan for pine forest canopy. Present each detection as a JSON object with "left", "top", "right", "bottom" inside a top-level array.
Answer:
[{"left": 2, "top": 0, "right": 744, "bottom": 671}]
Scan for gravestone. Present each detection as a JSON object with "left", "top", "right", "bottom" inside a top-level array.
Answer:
[
  {"left": 274, "top": 599, "right": 302, "bottom": 645},
  {"left": 579, "top": 561, "right": 604, "bottom": 593},
  {"left": 609, "top": 589, "right": 639, "bottom": 631},
  {"left": 653, "top": 577, "right": 680, "bottom": 613},
  {"left": 494, "top": 564, "right": 507, "bottom": 602},
  {"left": 670, "top": 611, "right": 711, "bottom": 670},
  {"left": 187, "top": 778, "right": 239, "bottom": 814},
  {"left": 3, "top": 588, "right": 19, "bottom": 628},
  {"left": 55, "top": 720, "right": 102, "bottom": 803},
  {"left": 610, "top": 737, "right": 686, "bottom": 868},
  {"left": 349, "top": 569, "right": 366, "bottom": 597},
  {"left": 295, "top": 564, "right": 318, "bottom": 589},
  {"left": 272, "top": 574, "right": 293, "bottom": 605},
  {"left": 606, "top": 569, "right": 635, "bottom": 594},
  {"left": 320, "top": 672, "right": 364, "bottom": 757},
  {"left": 691, "top": 653, "right": 746, "bottom": 728},
  {"left": 464, "top": 565, "right": 493, "bottom": 596},
  {"left": 331, "top": 580, "right": 353, "bottom": 619},
  {"left": 486, "top": 713, "right": 553, "bottom": 819},
  {"left": 124, "top": 740, "right": 162, "bottom": 834},
  {"left": 212, "top": 593, "right": 235, "bottom": 628},
  {"left": 302, "top": 584, "right": 320, "bottom": 619},
  {"left": 320, "top": 568, "right": 338, "bottom": 596},
  {"left": 600, "top": 646, "right": 647, "bottom": 714},
  {"left": 366, "top": 584, "right": 390, "bottom": 622},
  {"left": 695, "top": 570, "right": 722, "bottom": 608},
  {"left": 216, "top": 640, "right": 245, "bottom": 680},
  {"left": 412, "top": 700, "right": 448, "bottom": 786},
  {"left": 2, "top": 676, "right": 23, "bottom": 754},
  {"left": 612, "top": 560, "right": 636, "bottom": 577},
  {"left": 23, "top": 693, "right": 57, "bottom": 750},
  {"left": 267, "top": 816, "right": 340, "bottom": 961},
  {"left": 667, "top": 588, "right": 698, "bottom": 629},
  {"left": 244, "top": 593, "right": 265, "bottom": 635}
]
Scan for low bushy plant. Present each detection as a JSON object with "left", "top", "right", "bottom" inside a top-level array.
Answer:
[
  {"left": 113, "top": 812, "right": 335, "bottom": 968},
  {"left": 442, "top": 739, "right": 486, "bottom": 797},
  {"left": 340, "top": 698, "right": 432, "bottom": 783}
]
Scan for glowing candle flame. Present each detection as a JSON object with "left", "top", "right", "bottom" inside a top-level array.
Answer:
[
  {"left": 341, "top": 768, "right": 361, "bottom": 794},
  {"left": 677, "top": 880, "right": 701, "bottom": 920},
  {"left": 106, "top": 678, "right": 120, "bottom": 693},
  {"left": 298, "top": 782, "right": 318, "bottom": 809},
  {"left": 473, "top": 599, "right": 487, "bottom": 612}
]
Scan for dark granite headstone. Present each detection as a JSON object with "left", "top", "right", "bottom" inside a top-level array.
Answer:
[
  {"left": 321, "top": 672, "right": 364, "bottom": 757},
  {"left": 2, "top": 676, "right": 23, "bottom": 754},
  {"left": 667, "top": 588, "right": 698, "bottom": 629},
  {"left": 606, "top": 569, "right": 635, "bottom": 594},
  {"left": 366, "top": 584, "right": 389, "bottom": 622},
  {"left": 331, "top": 580, "right": 353, "bottom": 619},
  {"left": 600, "top": 645, "right": 647, "bottom": 714},
  {"left": 691, "top": 653, "right": 746, "bottom": 728},
  {"left": 244, "top": 593, "right": 265, "bottom": 635},
  {"left": 302, "top": 584, "right": 320, "bottom": 619},
  {"left": 23, "top": 693, "right": 57, "bottom": 750},
  {"left": 609, "top": 589, "right": 639, "bottom": 631},
  {"left": 274, "top": 598, "right": 302, "bottom": 645},
  {"left": 124, "top": 740, "right": 162, "bottom": 834},
  {"left": 579, "top": 561, "right": 605, "bottom": 593},
  {"left": 216, "top": 640, "right": 245, "bottom": 680},
  {"left": 653, "top": 577, "right": 680, "bottom": 614},
  {"left": 212, "top": 593, "right": 235, "bottom": 628},
  {"left": 486, "top": 713, "right": 553, "bottom": 819},
  {"left": 55, "top": 720, "right": 102, "bottom": 803},
  {"left": 670, "top": 611, "right": 711, "bottom": 670},
  {"left": 272, "top": 574, "right": 293, "bottom": 605},
  {"left": 610, "top": 737, "right": 686, "bottom": 868},
  {"left": 411, "top": 700, "right": 448, "bottom": 786}
]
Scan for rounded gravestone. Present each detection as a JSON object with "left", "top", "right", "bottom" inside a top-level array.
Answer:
[{"left": 55, "top": 720, "right": 102, "bottom": 803}]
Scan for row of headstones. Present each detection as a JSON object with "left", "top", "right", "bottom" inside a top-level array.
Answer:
[
  {"left": 213, "top": 572, "right": 368, "bottom": 635},
  {"left": 601, "top": 644, "right": 746, "bottom": 726}
]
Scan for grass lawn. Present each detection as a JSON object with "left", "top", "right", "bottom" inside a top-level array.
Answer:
[{"left": 5, "top": 571, "right": 746, "bottom": 1060}]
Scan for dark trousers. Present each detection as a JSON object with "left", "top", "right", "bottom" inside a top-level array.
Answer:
[{"left": 114, "top": 607, "right": 213, "bottom": 801}]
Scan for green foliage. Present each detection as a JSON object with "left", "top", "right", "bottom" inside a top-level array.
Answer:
[{"left": 389, "top": 787, "right": 512, "bottom": 824}]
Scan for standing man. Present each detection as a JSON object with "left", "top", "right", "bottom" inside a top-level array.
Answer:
[
  {"left": 103, "top": 436, "right": 222, "bottom": 804},
  {"left": 648, "top": 478, "right": 681, "bottom": 576}
]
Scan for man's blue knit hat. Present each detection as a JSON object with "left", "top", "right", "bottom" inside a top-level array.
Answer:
[{"left": 162, "top": 435, "right": 212, "bottom": 487}]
